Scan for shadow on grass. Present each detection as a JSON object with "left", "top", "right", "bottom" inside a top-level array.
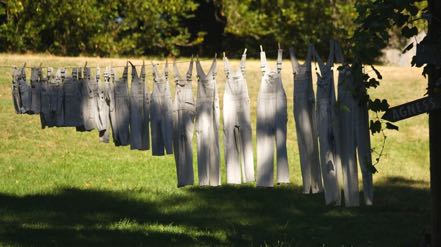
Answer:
[{"left": 0, "top": 176, "right": 430, "bottom": 246}]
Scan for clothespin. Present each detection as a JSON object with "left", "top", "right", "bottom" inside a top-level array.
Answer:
[{"left": 243, "top": 48, "right": 247, "bottom": 55}]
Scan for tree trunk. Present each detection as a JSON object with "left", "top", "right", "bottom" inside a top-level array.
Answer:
[{"left": 428, "top": 0, "right": 441, "bottom": 246}]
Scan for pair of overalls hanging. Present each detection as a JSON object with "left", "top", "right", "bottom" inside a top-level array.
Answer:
[
  {"left": 315, "top": 40, "right": 343, "bottom": 205},
  {"left": 223, "top": 50, "right": 255, "bottom": 184},
  {"left": 151, "top": 61, "right": 174, "bottom": 155},
  {"left": 256, "top": 46, "right": 289, "bottom": 187},
  {"left": 196, "top": 56, "right": 221, "bottom": 186},
  {"left": 173, "top": 58, "right": 195, "bottom": 187},
  {"left": 129, "top": 62, "right": 150, "bottom": 150},
  {"left": 290, "top": 44, "right": 323, "bottom": 194},
  {"left": 335, "top": 41, "right": 374, "bottom": 206}
]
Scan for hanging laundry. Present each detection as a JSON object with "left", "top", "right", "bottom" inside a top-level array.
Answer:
[
  {"left": 110, "top": 64, "right": 130, "bottom": 146},
  {"left": 151, "top": 60, "right": 173, "bottom": 155},
  {"left": 40, "top": 67, "right": 64, "bottom": 128},
  {"left": 11, "top": 66, "right": 22, "bottom": 114},
  {"left": 354, "top": 84, "right": 374, "bottom": 206},
  {"left": 63, "top": 68, "right": 83, "bottom": 127},
  {"left": 256, "top": 46, "right": 289, "bottom": 187},
  {"left": 129, "top": 62, "right": 150, "bottom": 150},
  {"left": 105, "top": 66, "right": 118, "bottom": 145},
  {"left": 314, "top": 40, "right": 343, "bottom": 205},
  {"left": 223, "top": 50, "right": 255, "bottom": 184},
  {"left": 12, "top": 64, "right": 32, "bottom": 114},
  {"left": 30, "top": 67, "right": 42, "bottom": 114},
  {"left": 172, "top": 58, "right": 195, "bottom": 187},
  {"left": 195, "top": 55, "right": 221, "bottom": 186},
  {"left": 96, "top": 66, "right": 111, "bottom": 143},
  {"left": 76, "top": 66, "right": 99, "bottom": 131},
  {"left": 98, "top": 67, "right": 111, "bottom": 143},
  {"left": 289, "top": 44, "right": 323, "bottom": 194},
  {"left": 335, "top": 41, "right": 374, "bottom": 206}
]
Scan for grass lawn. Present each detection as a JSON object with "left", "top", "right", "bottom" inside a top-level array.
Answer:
[{"left": 0, "top": 53, "right": 430, "bottom": 246}]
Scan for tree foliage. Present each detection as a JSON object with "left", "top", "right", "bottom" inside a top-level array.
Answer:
[{"left": 0, "top": 0, "right": 365, "bottom": 57}]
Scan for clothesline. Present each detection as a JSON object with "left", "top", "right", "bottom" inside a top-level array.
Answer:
[{"left": 0, "top": 49, "right": 302, "bottom": 69}]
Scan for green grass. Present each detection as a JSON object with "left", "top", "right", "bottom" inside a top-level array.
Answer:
[{"left": 0, "top": 54, "right": 431, "bottom": 246}]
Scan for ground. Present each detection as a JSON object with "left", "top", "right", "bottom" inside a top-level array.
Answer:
[{"left": 0, "top": 54, "right": 430, "bottom": 246}]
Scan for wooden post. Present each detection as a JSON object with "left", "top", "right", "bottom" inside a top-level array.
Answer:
[{"left": 428, "top": 0, "right": 441, "bottom": 245}]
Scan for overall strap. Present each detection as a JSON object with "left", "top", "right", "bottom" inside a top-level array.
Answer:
[
  {"left": 195, "top": 56, "right": 205, "bottom": 78},
  {"left": 260, "top": 45, "right": 268, "bottom": 74},
  {"left": 19, "top": 63, "right": 26, "bottom": 80},
  {"left": 163, "top": 59, "right": 169, "bottom": 79},
  {"left": 72, "top": 67, "right": 78, "bottom": 79},
  {"left": 240, "top": 48, "right": 247, "bottom": 74},
  {"left": 276, "top": 46, "right": 283, "bottom": 74},
  {"left": 111, "top": 65, "right": 117, "bottom": 81},
  {"left": 96, "top": 66, "right": 100, "bottom": 83},
  {"left": 48, "top": 67, "right": 54, "bottom": 78},
  {"left": 223, "top": 52, "right": 231, "bottom": 78},
  {"left": 313, "top": 47, "right": 325, "bottom": 72},
  {"left": 84, "top": 67, "right": 91, "bottom": 80},
  {"left": 128, "top": 61, "right": 138, "bottom": 80},
  {"left": 289, "top": 47, "right": 300, "bottom": 74},
  {"left": 173, "top": 58, "right": 182, "bottom": 81},
  {"left": 152, "top": 61, "right": 159, "bottom": 79},
  {"left": 207, "top": 53, "right": 217, "bottom": 78},
  {"left": 104, "top": 66, "right": 110, "bottom": 82},
  {"left": 141, "top": 61, "right": 146, "bottom": 82},
  {"left": 186, "top": 56, "right": 193, "bottom": 81}
]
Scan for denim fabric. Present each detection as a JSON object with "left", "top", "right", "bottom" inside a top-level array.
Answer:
[
  {"left": 94, "top": 67, "right": 110, "bottom": 143},
  {"left": 151, "top": 61, "right": 173, "bottom": 155},
  {"left": 40, "top": 68, "right": 63, "bottom": 128},
  {"left": 18, "top": 66, "right": 32, "bottom": 114},
  {"left": 315, "top": 40, "right": 342, "bottom": 205},
  {"left": 129, "top": 62, "right": 150, "bottom": 150},
  {"left": 11, "top": 67, "right": 21, "bottom": 114},
  {"left": 77, "top": 67, "right": 99, "bottom": 131},
  {"left": 335, "top": 40, "right": 373, "bottom": 206},
  {"left": 30, "top": 67, "right": 42, "bottom": 114},
  {"left": 256, "top": 47, "right": 289, "bottom": 187},
  {"left": 109, "top": 65, "right": 130, "bottom": 146},
  {"left": 290, "top": 45, "right": 323, "bottom": 194},
  {"left": 172, "top": 58, "right": 195, "bottom": 187},
  {"left": 195, "top": 56, "right": 220, "bottom": 186},
  {"left": 63, "top": 68, "right": 82, "bottom": 127},
  {"left": 223, "top": 50, "right": 254, "bottom": 184}
]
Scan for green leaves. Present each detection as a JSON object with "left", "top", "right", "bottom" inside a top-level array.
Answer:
[
  {"left": 368, "top": 99, "right": 390, "bottom": 112},
  {"left": 401, "top": 26, "right": 418, "bottom": 38}
]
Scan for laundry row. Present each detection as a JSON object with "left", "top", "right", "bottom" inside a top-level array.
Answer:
[{"left": 11, "top": 41, "right": 373, "bottom": 207}]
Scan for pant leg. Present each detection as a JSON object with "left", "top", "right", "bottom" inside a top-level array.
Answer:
[
  {"left": 182, "top": 109, "right": 195, "bottom": 186},
  {"left": 256, "top": 95, "right": 275, "bottom": 187},
  {"left": 240, "top": 117, "right": 255, "bottom": 183},
  {"left": 164, "top": 104, "right": 174, "bottom": 155},
  {"left": 356, "top": 100, "right": 374, "bottom": 205},
  {"left": 339, "top": 91, "right": 359, "bottom": 206},
  {"left": 19, "top": 79, "right": 32, "bottom": 114},
  {"left": 152, "top": 117, "right": 165, "bottom": 156},
  {"left": 209, "top": 108, "right": 221, "bottom": 186},
  {"left": 197, "top": 107, "right": 209, "bottom": 185},
  {"left": 276, "top": 92, "right": 289, "bottom": 184},
  {"left": 308, "top": 99, "right": 323, "bottom": 193},
  {"left": 224, "top": 96, "right": 241, "bottom": 184},
  {"left": 173, "top": 109, "right": 183, "bottom": 186},
  {"left": 317, "top": 101, "right": 340, "bottom": 205},
  {"left": 294, "top": 97, "right": 313, "bottom": 193}
]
